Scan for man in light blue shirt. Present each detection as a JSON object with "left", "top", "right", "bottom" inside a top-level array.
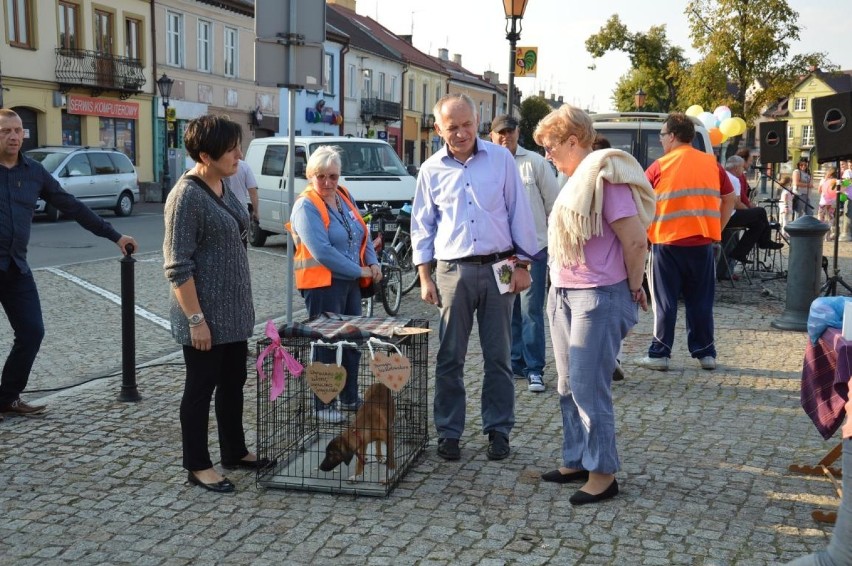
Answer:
[{"left": 411, "top": 94, "right": 539, "bottom": 462}]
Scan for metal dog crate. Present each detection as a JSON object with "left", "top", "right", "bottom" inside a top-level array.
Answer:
[{"left": 255, "top": 316, "right": 429, "bottom": 496}]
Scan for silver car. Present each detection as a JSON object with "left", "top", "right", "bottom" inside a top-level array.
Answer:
[{"left": 25, "top": 146, "right": 140, "bottom": 221}]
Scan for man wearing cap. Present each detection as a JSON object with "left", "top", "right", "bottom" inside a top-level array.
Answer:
[{"left": 490, "top": 115, "right": 560, "bottom": 393}]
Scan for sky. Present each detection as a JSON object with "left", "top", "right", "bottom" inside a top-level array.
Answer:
[{"left": 355, "top": 0, "right": 852, "bottom": 113}]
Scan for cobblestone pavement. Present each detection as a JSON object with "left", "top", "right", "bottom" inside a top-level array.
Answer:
[{"left": 1, "top": 235, "right": 849, "bottom": 564}]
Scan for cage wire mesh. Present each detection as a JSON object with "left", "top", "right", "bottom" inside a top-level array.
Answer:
[{"left": 255, "top": 319, "right": 429, "bottom": 496}]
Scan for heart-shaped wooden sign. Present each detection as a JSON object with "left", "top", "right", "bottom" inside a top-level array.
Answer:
[
  {"left": 306, "top": 362, "right": 346, "bottom": 404},
  {"left": 369, "top": 352, "right": 411, "bottom": 392}
]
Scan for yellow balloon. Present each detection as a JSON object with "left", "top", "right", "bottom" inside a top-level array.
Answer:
[
  {"left": 733, "top": 117, "right": 747, "bottom": 136},
  {"left": 719, "top": 117, "right": 738, "bottom": 138},
  {"left": 686, "top": 105, "right": 704, "bottom": 118}
]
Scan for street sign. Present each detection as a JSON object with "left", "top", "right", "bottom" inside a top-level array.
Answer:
[
  {"left": 255, "top": 0, "right": 325, "bottom": 45},
  {"left": 254, "top": 0, "right": 326, "bottom": 89}
]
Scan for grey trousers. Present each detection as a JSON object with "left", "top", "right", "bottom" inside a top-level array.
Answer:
[{"left": 433, "top": 260, "right": 515, "bottom": 440}]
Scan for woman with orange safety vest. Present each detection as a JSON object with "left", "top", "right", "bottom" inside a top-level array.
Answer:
[{"left": 288, "top": 145, "right": 382, "bottom": 423}]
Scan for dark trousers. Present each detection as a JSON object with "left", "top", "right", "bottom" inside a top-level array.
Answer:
[
  {"left": 726, "top": 207, "right": 773, "bottom": 260},
  {"left": 648, "top": 243, "right": 716, "bottom": 360},
  {"left": 180, "top": 341, "right": 249, "bottom": 471},
  {"left": 0, "top": 264, "right": 45, "bottom": 405},
  {"left": 301, "top": 278, "right": 362, "bottom": 408}
]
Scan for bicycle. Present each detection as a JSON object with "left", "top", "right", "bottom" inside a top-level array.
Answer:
[
  {"left": 363, "top": 203, "right": 418, "bottom": 295},
  {"left": 361, "top": 204, "right": 404, "bottom": 316}
]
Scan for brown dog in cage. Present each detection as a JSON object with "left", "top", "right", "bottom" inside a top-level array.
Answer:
[{"left": 319, "top": 383, "right": 396, "bottom": 479}]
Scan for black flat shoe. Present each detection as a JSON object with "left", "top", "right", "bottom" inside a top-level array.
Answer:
[
  {"left": 569, "top": 478, "right": 618, "bottom": 505},
  {"left": 187, "top": 471, "right": 236, "bottom": 493},
  {"left": 541, "top": 469, "right": 590, "bottom": 484},
  {"left": 221, "top": 457, "right": 272, "bottom": 470}
]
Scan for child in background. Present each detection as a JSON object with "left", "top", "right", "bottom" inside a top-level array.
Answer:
[{"left": 778, "top": 174, "right": 793, "bottom": 232}]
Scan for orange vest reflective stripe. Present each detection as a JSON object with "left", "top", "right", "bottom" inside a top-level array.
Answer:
[
  {"left": 286, "top": 185, "right": 369, "bottom": 290},
  {"left": 648, "top": 146, "right": 722, "bottom": 244}
]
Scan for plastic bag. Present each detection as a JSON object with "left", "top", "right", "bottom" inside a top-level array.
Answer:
[{"left": 807, "top": 296, "right": 852, "bottom": 344}]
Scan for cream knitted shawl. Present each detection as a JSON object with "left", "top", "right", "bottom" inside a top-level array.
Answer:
[{"left": 548, "top": 148, "right": 656, "bottom": 267}]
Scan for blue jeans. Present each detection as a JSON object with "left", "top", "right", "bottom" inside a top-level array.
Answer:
[
  {"left": 301, "top": 278, "right": 362, "bottom": 409},
  {"left": 434, "top": 260, "right": 515, "bottom": 440},
  {"left": 0, "top": 265, "right": 45, "bottom": 405},
  {"left": 511, "top": 252, "right": 548, "bottom": 376},
  {"left": 547, "top": 282, "right": 637, "bottom": 473}
]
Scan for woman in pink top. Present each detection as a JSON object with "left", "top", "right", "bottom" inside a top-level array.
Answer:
[
  {"left": 818, "top": 166, "right": 839, "bottom": 241},
  {"left": 533, "top": 105, "right": 656, "bottom": 505}
]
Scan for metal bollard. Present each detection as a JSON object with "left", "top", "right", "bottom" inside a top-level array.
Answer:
[
  {"left": 772, "top": 215, "right": 830, "bottom": 331},
  {"left": 118, "top": 243, "right": 141, "bottom": 401}
]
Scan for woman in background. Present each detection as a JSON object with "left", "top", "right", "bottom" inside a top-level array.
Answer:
[{"left": 288, "top": 146, "right": 381, "bottom": 423}]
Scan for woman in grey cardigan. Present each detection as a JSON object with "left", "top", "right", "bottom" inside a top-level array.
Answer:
[{"left": 163, "top": 115, "right": 262, "bottom": 494}]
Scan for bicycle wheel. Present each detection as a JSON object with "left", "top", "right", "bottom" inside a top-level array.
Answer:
[
  {"left": 381, "top": 248, "right": 403, "bottom": 316},
  {"left": 396, "top": 236, "right": 419, "bottom": 295},
  {"left": 361, "top": 293, "right": 374, "bottom": 317}
]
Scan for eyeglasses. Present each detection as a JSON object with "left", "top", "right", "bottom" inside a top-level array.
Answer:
[
  {"left": 315, "top": 173, "right": 340, "bottom": 182},
  {"left": 659, "top": 130, "right": 671, "bottom": 138},
  {"left": 543, "top": 140, "right": 564, "bottom": 154}
]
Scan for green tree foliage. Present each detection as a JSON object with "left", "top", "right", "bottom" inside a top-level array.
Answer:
[
  {"left": 685, "top": 0, "right": 836, "bottom": 121},
  {"left": 519, "top": 96, "right": 554, "bottom": 152},
  {"left": 585, "top": 15, "right": 688, "bottom": 112}
]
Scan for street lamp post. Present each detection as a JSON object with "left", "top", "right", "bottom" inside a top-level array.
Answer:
[
  {"left": 634, "top": 88, "right": 647, "bottom": 111},
  {"left": 156, "top": 73, "right": 174, "bottom": 203},
  {"left": 503, "top": 0, "right": 529, "bottom": 118}
]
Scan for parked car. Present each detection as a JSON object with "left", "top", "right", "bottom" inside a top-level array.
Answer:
[
  {"left": 25, "top": 146, "right": 140, "bottom": 221},
  {"left": 243, "top": 136, "right": 416, "bottom": 247},
  {"left": 591, "top": 112, "right": 714, "bottom": 169}
]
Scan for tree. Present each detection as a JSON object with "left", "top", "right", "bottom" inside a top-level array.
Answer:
[
  {"left": 519, "top": 96, "right": 554, "bottom": 153},
  {"left": 685, "top": 0, "right": 835, "bottom": 121},
  {"left": 585, "top": 15, "right": 688, "bottom": 112}
]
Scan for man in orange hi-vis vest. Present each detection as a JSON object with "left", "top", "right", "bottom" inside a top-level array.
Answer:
[{"left": 637, "top": 113, "right": 736, "bottom": 372}]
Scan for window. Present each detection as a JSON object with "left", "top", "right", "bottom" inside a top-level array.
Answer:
[
  {"left": 166, "top": 11, "right": 183, "bottom": 67},
  {"left": 348, "top": 64, "right": 356, "bottom": 97},
  {"left": 408, "top": 78, "right": 414, "bottom": 109},
  {"left": 788, "top": 124, "right": 794, "bottom": 142},
  {"left": 362, "top": 69, "right": 372, "bottom": 99},
  {"left": 125, "top": 17, "right": 141, "bottom": 60},
  {"left": 58, "top": 1, "right": 79, "bottom": 50},
  {"left": 324, "top": 52, "right": 334, "bottom": 94},
  {"left": 6, "top": 0, "right": 32, "bottom": 47},
  {"left": 197, "top": 19, "right": 211, "bottom": 72},
  {"left": 224, "top": 26, "right": 237, "bottom": 77},
  {"left": 794, "top": 98, "right": 807, "bottom": 112},
  {"left": 63, "top": 154, "right": 92, "bottom": 176},
  {"left": 88, "top": 152, "right": 117, "bottom": 175},
  {"left": 99, "top": 118, "right": 136, "bottom": 163},
  {"left": 94, "top": 9, "right": 113, "bottom": 54},
  {"left": 802, "top": 124, "right": 814, "bottom": 146},
  {"left": 421, "top": 83, "right": 427, "bottom": 114},
  {"left": 390, "top": 76, "right": 397, "bottom": 101},
  {"left": 378, "top": 72, "right": 386, "bottom": 99},
  {"left": 61, "top": 112, "right": 81, "bottom": 145}
]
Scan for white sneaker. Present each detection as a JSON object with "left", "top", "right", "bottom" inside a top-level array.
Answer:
[
  {"left": 316, "top": 408, "right": 345, "bottom": 423},
  {"left": 636, "top": 356, "right": 669, "bottom": 371},
  {"left": 527, "top": 373, "right": 545, "bottom": 392},
  {"left": 699, "top": 356, "right": 716, "bottom": 370}
]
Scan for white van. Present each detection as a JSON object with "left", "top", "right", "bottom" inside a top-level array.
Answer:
[
  {"left": 591, "top": 112, "right": 715, "bottom": 169},
  {"left": 244, "top": 136, "right": 416, "bottom": 246}
]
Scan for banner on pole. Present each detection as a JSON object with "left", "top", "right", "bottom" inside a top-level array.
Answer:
[{"left": 514, "top": 47, "right": 538, "bottom": 78}]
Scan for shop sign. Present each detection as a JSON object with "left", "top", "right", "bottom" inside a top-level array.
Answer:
[{"left": 67, "top": 95, "right": 140, "bottom": 120}]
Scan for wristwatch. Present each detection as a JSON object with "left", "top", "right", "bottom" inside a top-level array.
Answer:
[
  {"left": 515, "top": 262, "right": 531, "bottom": 270},
  {"left": 188, "top": 313, "right": 205, "bottom": 326}
]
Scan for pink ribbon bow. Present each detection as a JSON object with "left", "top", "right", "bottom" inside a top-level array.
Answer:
[{"left": 256, "top": 320, "right": 303, "bottom": 401}]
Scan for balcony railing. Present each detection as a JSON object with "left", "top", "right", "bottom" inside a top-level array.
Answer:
[
  {"left": 55, "top": 48, "right": 146, "bottom": 99},
  {"left": 360, "top": 98, "right": 401, "bottom": 122},
  {"left": 420, "top": 114, "right": 435, "bottom": 130}
]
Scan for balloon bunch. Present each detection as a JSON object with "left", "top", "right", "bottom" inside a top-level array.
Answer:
[{"left": 685, "top": 105, "right": 747, "bottom": 146}]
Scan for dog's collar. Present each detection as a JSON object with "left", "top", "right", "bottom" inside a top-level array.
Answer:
[{"left": 352, "top": 429, "right": 367, "bottom": 465}]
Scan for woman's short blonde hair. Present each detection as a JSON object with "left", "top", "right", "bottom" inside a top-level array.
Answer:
[
  {"left": 306, "top": 145, "right": 342, "bottom": 178},
  {"left": 533, "top": 104, "right": 596, "bottom": 149}
]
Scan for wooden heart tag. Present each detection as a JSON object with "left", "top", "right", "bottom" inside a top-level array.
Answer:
[
  {"left": 369, "top": 352, "right": 411, "bottom": 392},
  {"left": 305, "top": 362, "right": 346, "bottom": 404}
]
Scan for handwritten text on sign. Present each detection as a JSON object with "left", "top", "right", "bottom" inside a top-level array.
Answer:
[{"left": 370, "top": 353, "right": 411, "bottom": 392}]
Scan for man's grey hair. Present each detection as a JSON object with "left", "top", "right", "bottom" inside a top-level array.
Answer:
[
  {"left": 725, "top": 155, "right": 745, "bottom": 171},
  {"left": 432, "top": 93, "right": 478, "bottom": 126}
]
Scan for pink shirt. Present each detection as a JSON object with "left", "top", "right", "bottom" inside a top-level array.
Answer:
[{"left": 550, "top": 182, "right": 638, "bottom": 288}]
